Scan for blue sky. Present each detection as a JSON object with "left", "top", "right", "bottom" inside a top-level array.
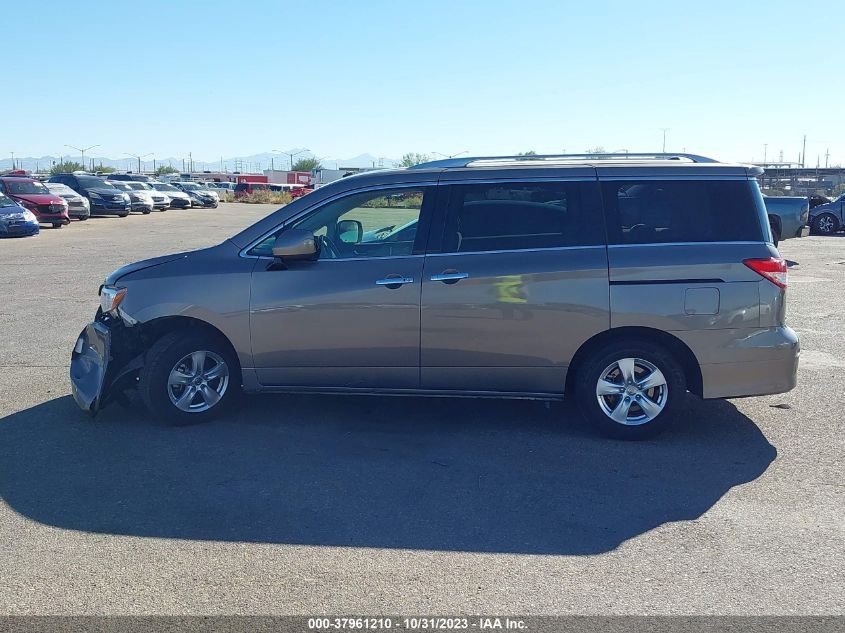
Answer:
[{"left": 2, "top": 0, "right": 843, "bottom": 165}]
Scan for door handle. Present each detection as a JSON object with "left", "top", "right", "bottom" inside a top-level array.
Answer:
[
  {"left": 430, "top": 271, "right": 469, "bottom": 284},
  {"left": 375, "top": 276, "right": 414, "bottom": 288}
]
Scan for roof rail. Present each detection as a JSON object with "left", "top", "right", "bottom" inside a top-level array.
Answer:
[{"left": 410, "top": 152, "right": 720, "bottom": 169}]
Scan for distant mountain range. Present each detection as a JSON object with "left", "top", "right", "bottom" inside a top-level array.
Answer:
[{"left": 0, "top": 150, "right": 400, "bottom": 173}]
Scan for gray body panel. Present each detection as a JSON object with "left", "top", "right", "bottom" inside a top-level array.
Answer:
[
  {"left": 420, "top": 247, "right": 609, "bottom": 394},
  {"left": 249, "top": 256, "right": 424, "bottom": 389}
]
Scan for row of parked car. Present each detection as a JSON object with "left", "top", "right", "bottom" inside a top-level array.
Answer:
[{"left": 0, "top": 172, "right": 223, "bottom": 237}]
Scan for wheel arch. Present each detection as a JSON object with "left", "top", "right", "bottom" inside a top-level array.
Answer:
[
  {"left": 137, "top": 315, "right": 242, "bottom": 377},
  {"left": 565, "top": 326, "right": 703, "bottom": 397}
]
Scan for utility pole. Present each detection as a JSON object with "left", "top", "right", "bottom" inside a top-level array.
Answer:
[
  {"left": 10, "top": 151, "right": 14, "bottom": 170},
  {"left": 273, "top": 148, "right": 309, "bottom": 171},
  {"left": 65, "top": 144, "right": 100, "bottom": 172},
  {"left": 660, "top": 128, "right": 670, "bottom": 152},
  {"left": 801, "top": 134, "right": 807, "bottom": 168},
  {"left": 763, "top": 144, "right": 768, "bottom": 165},
  {"left": 125, "top": 152, "right": 152, "bottom": 174},
  {"left": 825, "top": 148, "right": 830, "bottom": 168}
]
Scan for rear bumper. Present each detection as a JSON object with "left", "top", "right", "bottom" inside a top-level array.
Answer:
[{"left": 696, "top": 326, "right": 799, "bottom": 399}]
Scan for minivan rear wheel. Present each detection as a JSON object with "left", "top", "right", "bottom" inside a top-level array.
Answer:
[
  {"left": 138, "top": 331, "right": 240, "bottom": 425},
  {"left": 575, "top": 341, "right": 685, "bottom": 439}
]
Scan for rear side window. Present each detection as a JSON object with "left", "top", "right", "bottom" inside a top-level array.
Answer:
[
  {"left": 602, "top": 179, "right": 764, "bottom": 245},
  {"left": 441, "top": 181, "right": 603, "bottom": 253}
]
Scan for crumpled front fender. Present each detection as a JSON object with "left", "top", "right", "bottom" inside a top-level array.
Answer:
[
  {"left": 70, "top": 322, "right": 112, "bottom": 415},
  {"left": 70, "top": 319, "right": 145, "bottom": 415}
]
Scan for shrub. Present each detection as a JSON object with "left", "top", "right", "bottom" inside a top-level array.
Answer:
[{"left": 234, "top": 190, "right": 292, "bottom": 205}]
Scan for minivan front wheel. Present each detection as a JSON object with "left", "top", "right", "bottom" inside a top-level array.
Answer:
[
  {"left": 575, "top": 341, "right": 685, "bottom": 439},
  {"left": 139, "top": 331, "right": 239, "bottom": 425}
]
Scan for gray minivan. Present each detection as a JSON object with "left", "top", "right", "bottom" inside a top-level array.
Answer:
[{"left": 70, "top": 153, "right": 799, "bottom": 439}]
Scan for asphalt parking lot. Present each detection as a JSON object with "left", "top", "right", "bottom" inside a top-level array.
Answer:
[{"left": 0, "top": 203, "right": 842, "bottom": 615}]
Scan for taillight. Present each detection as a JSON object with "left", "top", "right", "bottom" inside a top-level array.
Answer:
[{"left": 744, "top": 257, "right": 787, "bottom": 289}]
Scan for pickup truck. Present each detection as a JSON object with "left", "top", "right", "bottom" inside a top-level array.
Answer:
[
  {"left": 807, "top": 192, "right": 845, "bottom": 235},
  {"left": 763, "top": 196, "right": 810, "bottom": 246}
]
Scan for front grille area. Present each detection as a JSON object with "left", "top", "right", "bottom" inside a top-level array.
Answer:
[{"left": 37, "top": 204, "right": 63, "bottom": 215}]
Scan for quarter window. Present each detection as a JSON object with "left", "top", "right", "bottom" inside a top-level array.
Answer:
[
  {"left": 441, "top": 181, "right": 603, "bottom": 253},
  {"left": 602, "top": 179, "right": 765, "bottom": 245}
]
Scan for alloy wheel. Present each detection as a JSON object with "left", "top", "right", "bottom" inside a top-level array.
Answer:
[
  {"left": 595, "top": 357, "right": 668, "bottom": 426},
  {"left": 167, "top": 350, "right": 229, "bottom": 413}
]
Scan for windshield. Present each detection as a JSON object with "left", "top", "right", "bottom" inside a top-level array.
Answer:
[
  {"left": 108, "top": 182, "right": 132, "bottom": 191},
  {"left": 0, "top": 193, "right": 19, "bottom": 208},
  {"left": 179, "top": 183, "right": 201, "bottom": 191},
  {"left": 77, "top": 176, "right": 110, "bottom": 189},
  {"left": 4, "top": 180, "right": 50, "bottom": 195},
  {"left": 127, "top": 182, "right": 150, "bottom": 190},
  {"left": 46, "top": 183, "right": 74, "bottom": 196},
  {"left": 152, "top": 183, "right": 179, "bottom": 192}
]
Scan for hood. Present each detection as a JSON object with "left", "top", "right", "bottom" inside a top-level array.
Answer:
[
  {"left": 89, "top": 187, "right": 125, "bottom": 196},
  {"left": 105, "top": 251, "right": 191, "bottom": 285},
  {"left": 0, "top": 204, "right": 27, "bottom": 216},
  {"left": 11, "top": 193, "right": 66, "bottom": 205}
]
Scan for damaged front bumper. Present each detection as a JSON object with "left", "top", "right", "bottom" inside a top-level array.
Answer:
[{"left": 70, "top": 317, "right": 143, "bottom": 415}]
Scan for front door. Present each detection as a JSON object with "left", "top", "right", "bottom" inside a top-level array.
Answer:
[
  {"left": 249, "top": 186, "right": 432, "bottom": 389},
  {"left": 420, "top": 178, "right": 609, "bottom": 395}
]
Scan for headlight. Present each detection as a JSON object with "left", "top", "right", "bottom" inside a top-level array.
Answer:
[
  {"left": 122, "top": 193, "right": 131, "bottom": 202},
  {"left": 22, "top": 210, "right": 37, "bottom": 223},
  {"left": 99, "top": 285, "right": 127, "bottom": 315},
  {"left": 20, "top": 199, "right": 37, "bottom": 209},
  {"left": 89, "top": 192, "right": 102, "bottom": 200}
]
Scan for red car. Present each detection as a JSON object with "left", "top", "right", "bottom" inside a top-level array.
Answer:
[{"left": 0, "top": 177, "right": 69, "bottom": 227}]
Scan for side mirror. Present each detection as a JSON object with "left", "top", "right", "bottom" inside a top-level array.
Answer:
[
  {"left": 337, "top": 219, "right": 363, "bottom": 244},
  {"left": 271, "top": 229, "right": 320, "bottom": 262}
]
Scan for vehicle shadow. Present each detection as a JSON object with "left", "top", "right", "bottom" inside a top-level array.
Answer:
[{"left": 0, "top": 393, "right": 775, "bottom": 555}]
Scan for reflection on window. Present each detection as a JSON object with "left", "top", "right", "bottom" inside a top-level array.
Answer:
[
  {"left": 602, "top": 180, "right": 763, "bottom": 244},
  {"left": 443, "top": 182, "right": 601, "bottom": 253},
  {"left": 250, "top": 188, "right": 425, "bottom": 259}
]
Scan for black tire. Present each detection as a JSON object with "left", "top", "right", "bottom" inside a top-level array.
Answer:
[
  {"left": 138, "top": 330, "right": 240, "bottom": 426},
  {"left": 77, "top": 216, "right": 88, "bottom": 221},
  {"left": 811, "top": 213, "right": 838, "bottom": 235},
  {"left": 142, "top": 209, "right": 151, "bottom": 215},
  {"left": 574, "top": 340, "right": 686, "bottom": 440},
  {"left": 52, "top": 223, "right": 63, "bottom": 229},
  {"left": 768, "top": 217, "right": 781, "bottom": 247},
  {"left": 118, "top": 212, "right": 129, "bottom": 218}
]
